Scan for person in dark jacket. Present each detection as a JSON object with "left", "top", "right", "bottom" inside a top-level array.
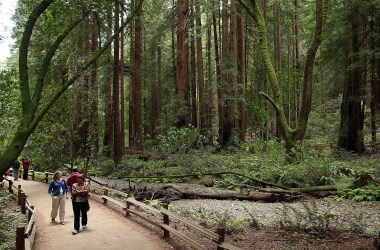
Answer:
[
  {"left": 71, "top": 175, "right": 89, "bottom": 235},
  {"left": 12, "top": 160, "right": 20, "bottom": 181},
  {"left": 48, "top": 171, "right": 68, "bottom": 224}
]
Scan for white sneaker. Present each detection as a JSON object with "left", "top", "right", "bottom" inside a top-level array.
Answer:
[
  {"left": 82, "top": 225, "right": 87, "bottom": 230},
  {"left": 60, "top": 221, "right": 65, "bottom": 225},
  {"left": 72, "top": 230, "right": 79, "bottom": 235}
]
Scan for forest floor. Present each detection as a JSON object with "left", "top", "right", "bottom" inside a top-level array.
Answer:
[{"left": 97, "top": 178, "right": 380, "bottom": 249}]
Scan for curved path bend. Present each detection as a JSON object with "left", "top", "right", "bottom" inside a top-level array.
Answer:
[{"left": 17, "top": 179, "right": 172, "bottom": 250}]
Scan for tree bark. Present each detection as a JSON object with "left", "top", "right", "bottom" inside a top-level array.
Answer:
[
  {"left": 113, "top": 0, "right": 122, "bottom": 164},
  {"left": 90, "top": 13, "right": 99, "bottom": 156},
  {"left": 212, "top": 2, "right": 221, "bottom": 145},
  {"left": 175, "top": 0, "right": 190, "bottom": 127},
  {"left": 237, "top": 2, "right": 246, "bottom": 141},
  {"left": 120, "top": 9, "right": 125, "bottom": 150},
  {"left": 190, "top": 1, "right": 197, "bottom": 127},
  {"left": 338, "top": 2, "right": 365, "bottom": 153},
  {"left": 195, "top": 0, "right": 206, "bottom": 132},
  {"left": 104, "top": 6, "right": 114, "bottom": 158},
  {"left": 132, "top": 0, "right": 143, "bottom": 148}
]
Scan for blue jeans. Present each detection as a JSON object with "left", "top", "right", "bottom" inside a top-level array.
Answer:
[
  {"left": 12, "top": 168, "right": 19, "bottom": 180},
  {"left": 73, "top": 202, "right": 88, "bottom": 231}
]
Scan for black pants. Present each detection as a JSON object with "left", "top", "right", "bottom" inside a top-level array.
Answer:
[
  {"left": 73, "top": 202, "right": 88, "bottom": 231},
  {"left": 23, "top": 169, "right": 28, "bottom": 180}
]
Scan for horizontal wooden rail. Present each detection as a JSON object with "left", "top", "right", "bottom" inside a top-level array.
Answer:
[
  {"left": 97, "top": 185, "right": 242, "bottom": 250},
  {"left": 160, "top": 224, "right": 207, "bottom": 250},
  {"left": 126, "top": 198, "right": 161, "bottom": 215},
  {"left": 160, "top": 207, "right": 219, "bottom": 240}
]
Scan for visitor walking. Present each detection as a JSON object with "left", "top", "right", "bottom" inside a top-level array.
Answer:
[
  {"left": 12, "top": 159, "right": 20, "bottom": 181},
  {"left": 22, "top": 156, "right": 31, "bottom": 180},
  {"left": 66, "top": 166, "right": 80, "bottom": 195},
  {"left": 48, "top": 171, "right": 68, "bottom": 225},
  {"left": 71, "top": 175, "right": 89, "bottom": 235}
]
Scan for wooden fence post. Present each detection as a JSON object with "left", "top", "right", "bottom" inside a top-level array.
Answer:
[
  {"left": 20, "top": 192, "right": 26, "bottom": 214},
  {"left": 126, "top": 193, "right": 131, "bottom": 217},
  {"left": 16, "top": 226, "right": 25, "bottom": 250},
  {"left": 8, "top": 180, "right": 13, "bottom": 193},
  {"left": 162, "top": 203, "right": 170, "bottom": 238},
  {"left": 31, "top": 170, "right": 35, "bottom": 180},
  {"left": 216, "top": 227, "right": 225, "bottom": 250},
  {"left": 103, "top": 184, "right": 108, "bottom": 205},
  {"left": 45, "top": 172, "right": 49, "bottom": 183},
  {"left": 18, "top": 185, "right": 22, "bottom": 205}
]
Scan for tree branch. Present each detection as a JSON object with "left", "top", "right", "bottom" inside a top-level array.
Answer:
[
  {"left": 32, "top": 10, "right": 92, "bottom": 114},
  {"left": 296, "top": 0, "right": 329, "bottom": 139},
  {"left": 29, "top": 0, "right": 144, "bottom": 132},
  {"left": 19, "top": 0, "right": 54, "bottom": 118},
  {"left": 259, "top": 91, "right": 280, "bottom": 114}
]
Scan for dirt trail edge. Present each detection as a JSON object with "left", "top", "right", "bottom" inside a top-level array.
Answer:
[{"left": 18, "top": 179, "right": 172, "bottom": 250}]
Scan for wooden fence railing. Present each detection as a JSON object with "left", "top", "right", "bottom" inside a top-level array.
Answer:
[
  {"left": 87, "top": 176, "right": 242, "bottom": 250},
  {"left": 27, "top": 171, "right": 241, "bottom": 249},
  {"left": 2, "top": 177, "right": 37, "bottom": 250}
]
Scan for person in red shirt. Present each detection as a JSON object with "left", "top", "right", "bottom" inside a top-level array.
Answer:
[{"left": 22, "top": 157, "right": 31, "bottom": 180}]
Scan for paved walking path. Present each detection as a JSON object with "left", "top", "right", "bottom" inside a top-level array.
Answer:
[{"left": 16, "top": 179, "right": 172, "bottom": 250}]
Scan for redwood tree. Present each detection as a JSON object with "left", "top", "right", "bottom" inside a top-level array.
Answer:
[{"left": 175, "top": 0, "right": 190, "bottom": 127}]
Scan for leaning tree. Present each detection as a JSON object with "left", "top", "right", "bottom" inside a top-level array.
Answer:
[
  {"left": 238, "top": 0, "right": 329, "bottom": 162},
  {"left": 0, "top": 0, "right": 142, "bottom": 174}
]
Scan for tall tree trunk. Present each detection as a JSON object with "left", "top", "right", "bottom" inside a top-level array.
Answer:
[
  {"left": 220, "top": 0, "right": 229, "bottom": 145},
  {"left": 237, "top": 2, "right": 246, "bottom": 141},
  {"left": 132, "top": 0, "right": 143, "bottom": 148},
  {"left": 370, "top": 9, "right": 378, "bottom": 145},
  {"left": 152, "top": 45, "right": 162, "bottom": 138},
  {"left": 195, "top": 0, "right": 206, "bottom": 132},
  {"left": 273, "top": 0, "right": 281, "bottom": 140},
  {"left": 273, "top": 0, "right": 281, "bottom": 73},
  {"left": 224, "top": 0, "right": 238, "bottom": 144},
  {"left": 129, "top": 0, "right": 135, "bottom": 148},
  {"left": 338, "top": 3, "right": 365, "bottom": 153},
  {"left": 113, "top": 0, "right": 122, "bottom": 164},
  {"left": 190, "top": 1, "right": 197, "bottom": 127},
  {"left": 120, "top": 9, "right": 125, "bottom": 150},
  {"left": 104, "top": 7, "right": 114, "bottom": 158},
  {"left": 212, "top": 1, "right": 221, "bottom": 145},
  {"left": 90, "top": 13, "right": 99, "bottom": 156},
  {"left": 175, "top": 0, "right": 190, "bottom": 127}
]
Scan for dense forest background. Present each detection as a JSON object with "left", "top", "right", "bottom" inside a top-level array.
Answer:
[{"left": 0, "top": 0, "right": 379, "bottom": 176}]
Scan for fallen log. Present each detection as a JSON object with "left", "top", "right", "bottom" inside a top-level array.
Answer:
[
  {"left": 161, "top": 184, "right": 301, "bottom": 202},
  {"left": 290, "top": 184, "right": 352, "bottom": 193},
  {"left": 125, "top": 171, "right": 289, "bottom": 190}
]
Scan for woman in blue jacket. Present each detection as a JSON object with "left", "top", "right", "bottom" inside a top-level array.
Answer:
[{"left": 48, "top": 171, "right": 68, "bottom": 224}]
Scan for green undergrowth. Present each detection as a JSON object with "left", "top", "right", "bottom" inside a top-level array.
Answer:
[
  {"left": 88, "top": 138, "right": 380, "bottom": 202},
  {"left": 0, "top": 188, "right": 28, "bottom": 250},
  {"left": 169, "top": 205, "right": 259, "bottom": 234}
]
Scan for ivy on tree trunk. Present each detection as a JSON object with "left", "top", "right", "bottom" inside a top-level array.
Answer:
[{"left": 238, "top": 0, "right": 329, "bottom": 163}]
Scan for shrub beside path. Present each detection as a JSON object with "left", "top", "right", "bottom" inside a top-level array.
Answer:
[{"left": 18, "top": 179, "right": 172, "bottom": 250}]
